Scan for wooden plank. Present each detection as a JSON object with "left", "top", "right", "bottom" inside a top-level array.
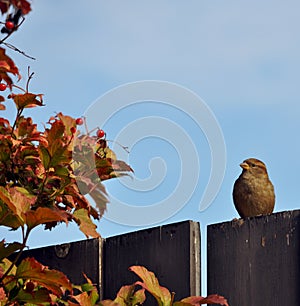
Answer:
[
  {"left": 103, "top": 220, "right": 200, "bottom": 304},
  {"left": 19, "top": 238, "right": 103, "bottom": 296},
  {"left": 207, "top": 210, "right": 300, "bottom": 306}
]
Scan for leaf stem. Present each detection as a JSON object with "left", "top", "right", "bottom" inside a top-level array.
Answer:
[
  {"left": 0, "top": 226, "right": 31, "bottom": 282},
  {"left": 26, "top": 67, "right": 34, "bottom": 92},
  {"left": 10, "top": 107, "right": 24, "bottom": 137},
  {"left": 170, "top": 292, "right": 175, "bottom": 305}
]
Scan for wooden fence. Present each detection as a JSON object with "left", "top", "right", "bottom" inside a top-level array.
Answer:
[
  {"left": 208, "top": 210, "right": 300, "bottom": 305},
  {"left": 20, "top": 210, "right": 300, "bottom": 305},
  {"left": 21, "top": 220, "right": 200, "bottom": 304}
]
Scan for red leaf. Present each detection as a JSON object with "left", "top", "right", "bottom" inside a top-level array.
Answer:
[
  {"left": 0, "top": 0, "right": 31, "bottom": 15},
  {"left": 0, "top": 47, "right": 20, "bottom": 86},
  {"left": 0, "top": 286, "right": 6, "bottom": 302},
  {"left": 12, "top": 0, "right": 31, "bottom": 14},
  {"left": 177, "top": 294, "right": 229, "bottom": 306},
  {"left": 16, "top": 257, "right": 72, "bottom": 296},
  {"left": 0, "top": 2, "right": 9, "bottom": 14}
]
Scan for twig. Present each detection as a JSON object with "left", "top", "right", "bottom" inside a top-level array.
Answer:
[
  {"left": 107, "top": 139, "right": 130, "bottom": 153},
  {"left": 26, "top": 66, "right": 34, "bottom": 92},
  {"left": 3, "top": 42, "right": 36, "bottom": 60}
]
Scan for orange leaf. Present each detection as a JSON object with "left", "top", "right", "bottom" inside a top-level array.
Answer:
[
  {"left": 0, "top": 203, "right": 22, "bottom": 229},
  {"left": 0, "top": 186, "right": 35, "bottom": 227},
  {"left": 129, "top": 265, "right": 172, "bottom": 306},
  {"left": 45, "top": 119, "right": 65, "bottom": 143},
  {"left": 114, "top": 285, "right": 146, "bottom": 306},
  {"left": 0, "top": 240, "right": 23, "bottom": 261},
  {"left": 25, "top": 207, "right": 70, "bottom": 230},
  {"left": 57, "top": 112, "right": 76, "bottom": 135},
  {"left": 9, "top": 93, "right": 44, "bottom": 109},
  {"left": 73, "top": 208, "right": 100, "bottom": 238}
]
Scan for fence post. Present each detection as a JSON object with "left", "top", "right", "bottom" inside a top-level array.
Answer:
[{"left": 207, "top": 210, "right": 300, "bottom": 306}]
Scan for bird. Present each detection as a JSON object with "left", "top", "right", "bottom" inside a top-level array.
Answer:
[{"left": 233, "top": 158, "right": 275, "bottom": 218}]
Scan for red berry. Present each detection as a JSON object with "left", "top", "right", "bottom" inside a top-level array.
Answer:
[
  {"left": 25, "top": 281, "right": 35, "bottom": 293},
  {"left": 70, "top": 126, "right": 76, "bottom": 134},
  {"left": 56, "top": 196, "right": 63, "bottom": 203},
  {"left": 97, "top": 129, "right": 105, "bottom": 138},
  {"left": 76, "top": 118, "right": 84, "bottom": 125},
  {"left": 0, "top": 83, "right": 7, "bottom": 91},
  {"left": 5, "top": 21, "right": 14, "bottom": 30}
]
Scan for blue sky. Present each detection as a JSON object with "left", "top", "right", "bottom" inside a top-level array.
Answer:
[{"left": 2, "top": 0, "right": 300, "bottom": 295}]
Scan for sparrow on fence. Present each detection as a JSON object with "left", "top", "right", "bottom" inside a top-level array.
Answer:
[{"left": 233, "top": 158, "right": 275, "bottom": 218}]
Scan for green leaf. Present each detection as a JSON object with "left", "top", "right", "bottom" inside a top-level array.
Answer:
[
  {"left": 14, "top": 288, "right": 51, "bottom": 304},
  {"left": 48, "top": 139, "right": 72, "bottom": 166},
  {"left": 55, "top": 166, "right": 70, "bottom": 177},
  {"left": 46, "top": 119, "right": 65, "bottom": 143},
  {"left": 38, "top": 146, "right": 51, "bottom": 169}
]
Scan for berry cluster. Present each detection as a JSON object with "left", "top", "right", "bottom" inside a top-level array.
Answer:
[{"left": 75, "top": 117, "right": 106, "bottom": 138}]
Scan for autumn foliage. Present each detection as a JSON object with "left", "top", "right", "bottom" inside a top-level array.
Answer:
[
  {"left": 99, "top": 265, "right": 229, "bottom": 306},
  {"left": 0, "top": 0, "right": 133, "bottom": 304},
  {"left": 0, "top": 1, "right": 228, "bottom": 305}
]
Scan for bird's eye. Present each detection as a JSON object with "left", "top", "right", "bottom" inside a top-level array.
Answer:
[{"left": 251, "top": 163, "right": 256, "bottom": 167}]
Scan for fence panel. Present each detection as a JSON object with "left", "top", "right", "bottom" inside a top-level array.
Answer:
[
  {"left": 207, "top": 210, "right": 300, "bottom": 306},
  {"left": 103, "top": 220, "right": 200, "bottom": 303}
]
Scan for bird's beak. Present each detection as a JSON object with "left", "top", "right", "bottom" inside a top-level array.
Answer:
[{"left": 240, "top": 162, "right": 250, "bottom": 170}]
